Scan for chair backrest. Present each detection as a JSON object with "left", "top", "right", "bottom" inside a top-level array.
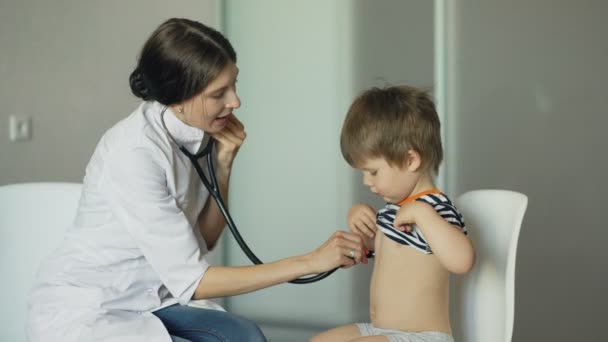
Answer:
[
  {"left": 451, "top": 189, "right": 528, "bottom": 342},
  {"left": 0, "top": 182, "right": 82, "bottom": 342}
]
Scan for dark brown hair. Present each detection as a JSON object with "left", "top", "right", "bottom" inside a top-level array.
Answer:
[{"left": 129, "top": 18, "right": 236, "bottom": 105}]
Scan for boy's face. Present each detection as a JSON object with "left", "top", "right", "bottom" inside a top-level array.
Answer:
[{"left": 357, "top": 155, "right": 420, "bottom": 204}]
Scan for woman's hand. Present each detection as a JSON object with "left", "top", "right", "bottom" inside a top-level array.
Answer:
[
  {"left": 306, "top": 231, "right": 367, "bottom": 273},
  {"left": 210, "top": 114, "right": 246, "bottom": 175},
  {"left": 196, "top": 231, "right": 368, "bottom": 299}
]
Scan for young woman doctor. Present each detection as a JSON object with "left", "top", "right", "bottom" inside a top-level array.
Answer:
[{"left": 26, "top": 18, "right": 366, "bottom": 342}]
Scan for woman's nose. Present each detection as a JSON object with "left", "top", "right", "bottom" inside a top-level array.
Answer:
[{"left": 227, "top": 91, "right": 241, "bottom": 109}]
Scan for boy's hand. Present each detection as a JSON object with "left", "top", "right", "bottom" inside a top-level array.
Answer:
[
  {"left": 347, "top": 204, "right": 377, "bottom": 239},
  {"left": 393, "top": 201, "right": 430, "bottom": 232}
]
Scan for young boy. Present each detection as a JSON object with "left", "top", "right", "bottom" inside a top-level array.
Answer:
[{"left": 311, "top": 85, "right": 475, "bottom": 342}]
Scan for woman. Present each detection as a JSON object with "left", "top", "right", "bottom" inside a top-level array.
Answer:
[{"left": 26, "top": 18, "right": 366, "bottom": 342}]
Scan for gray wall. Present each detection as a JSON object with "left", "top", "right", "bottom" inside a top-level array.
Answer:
[
  {"left": 446, "top": 0, "right": 608, "bottom": 340},
  {"left": 0, "top": 0, "right": 220, "bottom": 185}
]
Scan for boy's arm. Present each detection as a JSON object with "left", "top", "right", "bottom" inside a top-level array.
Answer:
[
  {"left": 347, "top": 203, "right": 377, "bottom": 251},
  {"left": 394, "top": 201, "right": 475, "bottom": 274}
]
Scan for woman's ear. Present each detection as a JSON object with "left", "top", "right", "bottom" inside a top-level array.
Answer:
[{"left": 406, "top": 149, "right": 422, "bottom": 172}]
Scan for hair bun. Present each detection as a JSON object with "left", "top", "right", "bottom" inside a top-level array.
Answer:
[{"left": 129, "top": 68, "right": 152, "bottom": 100}]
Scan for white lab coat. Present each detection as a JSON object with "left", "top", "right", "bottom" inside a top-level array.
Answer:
[{"left": 26, "top": 101, "right": 219, "bottom": 341}]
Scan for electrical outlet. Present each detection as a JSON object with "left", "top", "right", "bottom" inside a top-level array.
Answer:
[{"left": 9, "top": 115, "right": 32, "bottom": 142}]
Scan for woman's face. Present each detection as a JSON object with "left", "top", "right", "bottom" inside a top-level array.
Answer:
[{"left": 173, "top": 62, "right": 240, "bottom": 133}]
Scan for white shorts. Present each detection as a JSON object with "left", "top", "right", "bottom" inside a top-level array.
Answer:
[{"left": 356, "top": 323, "right": 454, "bottom": 342}]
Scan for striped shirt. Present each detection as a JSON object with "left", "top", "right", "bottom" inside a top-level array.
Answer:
[{"left": 376, "top": 189, "right": 467, "bottom": 254}]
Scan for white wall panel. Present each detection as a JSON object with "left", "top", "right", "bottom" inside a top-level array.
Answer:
[{"left": 223, "top": 0, "right": 434, "bottom": 328}]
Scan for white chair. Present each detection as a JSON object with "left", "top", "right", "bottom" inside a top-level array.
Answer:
[
  {"left": 451, "top": 189, "right": 528, "bottom": 342},
  {"left": 0, "top": 182, "right": 82, "bottom": 342}
]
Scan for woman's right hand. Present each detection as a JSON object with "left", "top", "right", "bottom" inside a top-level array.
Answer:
[{"left": 306, "top": 231, "right": 367, "bottom": 273}]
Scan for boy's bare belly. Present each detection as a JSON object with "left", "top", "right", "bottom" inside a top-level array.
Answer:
[{"left": 370, "top": 233, "right": 451, "bottom": 334}]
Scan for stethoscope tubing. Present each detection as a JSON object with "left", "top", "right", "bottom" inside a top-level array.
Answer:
[
  {"left": 181, "top": 139, "right": 338, "bottom": 284},
  {"left": 160, "top": 107, "right": 338, "bottom": 284},
  {"left": 160, "top": 107, "right": 372, "bottom": 284}
]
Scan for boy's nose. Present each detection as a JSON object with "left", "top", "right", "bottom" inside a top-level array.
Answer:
[{"left": 362, "top": 175, "right": 371, "bottom": 187}]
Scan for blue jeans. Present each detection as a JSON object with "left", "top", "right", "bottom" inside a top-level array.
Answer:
[{"left": 153, "top": 304, "right": 267, "bottom": 342}]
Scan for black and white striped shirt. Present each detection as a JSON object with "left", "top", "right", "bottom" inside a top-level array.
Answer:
[{"left": 376, "top": 190, "right": 467, "bottom": 254}]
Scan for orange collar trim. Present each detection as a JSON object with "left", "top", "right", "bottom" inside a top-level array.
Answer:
[{"left": 396, "top": 188, "right": 442, "bottom": 206}]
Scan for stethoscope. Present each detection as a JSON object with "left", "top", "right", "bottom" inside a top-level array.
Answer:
[{"left": 161, "top": 108, "right": 373, "bottom": 284}]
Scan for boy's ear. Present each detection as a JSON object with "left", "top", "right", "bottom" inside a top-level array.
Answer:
[{"left": 405, "top": 149, "right": 422, "bottom": 172}]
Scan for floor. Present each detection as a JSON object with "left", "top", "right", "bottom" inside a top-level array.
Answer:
[{"left": 259, "top": 322, "right": 326, "bottom": 342}]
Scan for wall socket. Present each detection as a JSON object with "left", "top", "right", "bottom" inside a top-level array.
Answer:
[{"left": 9, "top": 115, "right": 33, "bottom": 142}]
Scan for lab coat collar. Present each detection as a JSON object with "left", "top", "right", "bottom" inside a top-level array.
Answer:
[{"left": 153, "top": 102, "right": 206, "bottom": 154}]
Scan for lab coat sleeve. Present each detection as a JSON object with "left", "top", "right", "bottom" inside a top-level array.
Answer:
[{"left": 103, "top": 145, "right": 208, "bottom": 305}]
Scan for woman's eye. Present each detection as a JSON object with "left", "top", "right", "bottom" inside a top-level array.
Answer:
[
  {"left": 210, "top": 92, "right": 224, "bottom": 99},
  {"left": 370, "top": 171, "right": 377, "bottom": 176}
]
